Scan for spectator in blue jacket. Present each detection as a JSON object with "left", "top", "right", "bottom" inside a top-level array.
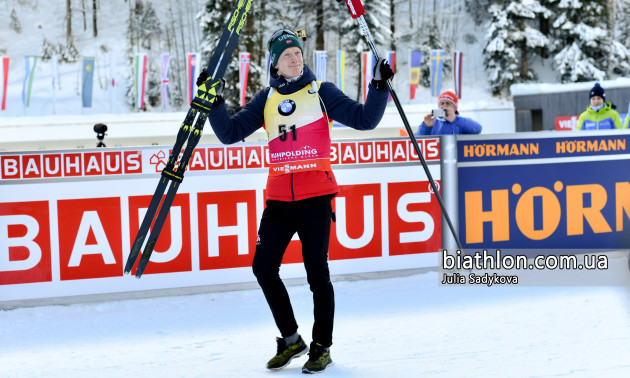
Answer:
[{"left": 415, "top": 90, "right": 482, "bottom": 135}]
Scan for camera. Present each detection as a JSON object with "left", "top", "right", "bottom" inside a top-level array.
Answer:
[
  {"left": 432, "top": 109, "right": 446, "bottom": 118},
  {"left": 94, "top": 123, "right": 107, "bottom": 147}
]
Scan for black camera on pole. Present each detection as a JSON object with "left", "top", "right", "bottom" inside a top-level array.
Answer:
[{"left": 94, "top": 123, "right": 107, "bottom": 147}]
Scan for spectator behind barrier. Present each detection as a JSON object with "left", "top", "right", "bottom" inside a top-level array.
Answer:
[
  {"left": 415, "top": 90, "right": 482, "bottom": 135},
  {"left": 577, "top": 83, "right": 624, "bottom": 130}
]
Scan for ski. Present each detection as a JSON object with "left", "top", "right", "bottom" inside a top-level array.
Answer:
[{"left": 124, "top": 0, "right": 253, "bottom": 278}]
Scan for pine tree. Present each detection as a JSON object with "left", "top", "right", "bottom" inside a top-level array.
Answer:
[
  {"left": 139, "top": 2, "right": 162, "bottom": 51},
  {"left": 618, "top": 0, "right": 630, "bottom": 47},
  {"left": 551, "top": 0, "right": 610, "bottom": 82},
  {"left": 483, "top": 4, "right": 521, "bottom": 95},
  {"left": 483, "top": 1, "right": 550, "bottom": 95}
]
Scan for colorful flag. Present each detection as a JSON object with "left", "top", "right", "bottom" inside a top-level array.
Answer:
[
  {"left": 362, "top": 52, "right": 375, "bottom": 102},
  {"left": 314, "top": 50, "right": 328, "bottom": 81},
  {"left": 385, "top": 50, "right": 396, "bottom": 101},
  {"left": 337, "top": 50, "right": 345, "bottom": 93},
  {"left": 1, "top": 56, "right": 8, "bottom": 111},
  {"left": 22, "top": 56, "right": 37, "bottom": 108},
  {"left": 109, "top": 53, "right": 116, "bottom": 112},
  {"left": 135, "top": 53, "right": 147, "bottom": 109},
  {"left": 453, "top": 51, "right": 463, "bottom": 99},
  {"left": 265, "top": 51, "right": 271, "bottom": 86},
  {"left": 161, "top": 53, "right": 170, "bottom": 109},
  {"left": 82, "top": 56, "right": 95, "bottom": 108},
  {"left": 409, "top": 51, "right": 422, "bottom": 100},
  {"left": 430, "top": 49, "right": 445, "bottom": 97},
  {"left": 239, "top": 52, "right": 250, "bottom": 106},
  {"left": 187, "top": 52, "right": 200, "bottom": 104}
]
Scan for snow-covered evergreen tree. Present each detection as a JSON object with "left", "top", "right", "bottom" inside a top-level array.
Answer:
[
  {"left": 483, "top": 4, "right": 520, "bottom": 95},
  {"left": 618, "top": 0, "right": 630, "bottom": 47},
  {"left": 139, "top": 2, "right": 162, "bottom": 51},
  {"left": 551, "top": 0, "right": 610, "bottom": 82},
  {"left": 483, "top": 1, "right": 550, "bottom": 95}
]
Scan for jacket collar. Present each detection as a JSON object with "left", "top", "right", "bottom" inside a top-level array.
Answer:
[{"left": 270, "top": 65, "right": 317, "bottom": 94}]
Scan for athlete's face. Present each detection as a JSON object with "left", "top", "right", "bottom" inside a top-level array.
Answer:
[
  {"left": 275, "top": 47, "right": 304, "bottom": 79},
  {"left": 590, "top": 95, "right": 604, "bottom": 108}
]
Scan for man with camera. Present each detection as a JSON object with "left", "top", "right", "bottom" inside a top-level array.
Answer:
[{"left": 415, "top": 90, "right": 482, "bottom": 135}]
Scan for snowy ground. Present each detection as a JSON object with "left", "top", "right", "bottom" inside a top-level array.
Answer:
[{"left": 2, "top": 270, "right": 630, "bottom": 377}]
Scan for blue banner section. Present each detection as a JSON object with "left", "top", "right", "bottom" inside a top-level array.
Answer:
[
  {"left": 458, "top": 159, "right": 630, "bottom": 249},
  {"left": 458, "top": 134, "right": 630, "bottom": 162}
]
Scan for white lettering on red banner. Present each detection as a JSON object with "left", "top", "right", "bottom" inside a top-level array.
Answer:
[{"left": 0, "top": 139, "right": 439, "bottom": 181}]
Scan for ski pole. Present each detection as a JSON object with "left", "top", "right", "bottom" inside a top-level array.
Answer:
[{"left": 339, "top": 0, "right": 463, "bottom": 251}]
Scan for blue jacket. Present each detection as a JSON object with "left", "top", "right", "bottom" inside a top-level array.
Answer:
[
  {"left": 208, "top": 65, "right": 389, "bottom": 144},
  {"left": 415, "top": 115, "right": 482, "bottom": 136}
]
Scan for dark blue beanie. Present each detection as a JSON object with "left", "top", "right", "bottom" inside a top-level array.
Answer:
[{"left": 589, "top": 83, "right": 605, "bottom": 101}]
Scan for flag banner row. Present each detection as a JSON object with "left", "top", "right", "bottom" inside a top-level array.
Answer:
[
  {"left": 0, "top": 51, "right": 465, "bottom": 112},
  {"left": 239, "top": 52, "right": 250, "bottom": 107}
]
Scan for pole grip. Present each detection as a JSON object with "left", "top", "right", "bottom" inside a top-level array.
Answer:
[{"left": 342, "top": 0, "right": 365, "bottom": 18}]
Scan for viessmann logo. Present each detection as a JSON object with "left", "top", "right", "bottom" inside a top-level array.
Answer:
[{"left": 273, "top": 162, "right": 318, "bottom": 173}]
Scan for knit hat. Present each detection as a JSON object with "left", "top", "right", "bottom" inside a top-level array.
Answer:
[
  {"left": 268, "top": 31, "right": 303, "bottom": 68},
  {"left": 589, "top": 83, "right": 605, "bottom": 101},
  {"left": 438, "top": 90, "right": 459, "bottom": 114}
]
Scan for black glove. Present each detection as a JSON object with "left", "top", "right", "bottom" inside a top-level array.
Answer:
[
  {"left": 196, "top": 68, "right": 208, "bottom": 87},
  {"left": 372, "top": 58, "right": 394, "bottom": 90},
  {"left": 209, "top": 78, "right": 225, "bottom": 97}
]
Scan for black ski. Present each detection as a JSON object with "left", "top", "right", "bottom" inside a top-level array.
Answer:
[{"left": 124, "top": 0, "right": 253, "bottom": 278}]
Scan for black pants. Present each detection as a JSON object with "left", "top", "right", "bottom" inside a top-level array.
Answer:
[{"left": 252, "top": 195, "right": 335, "bottom": 347}]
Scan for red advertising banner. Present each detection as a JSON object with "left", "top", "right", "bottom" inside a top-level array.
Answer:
[
  {"left": 1, "top": 138, "right": 442, "bottom": 303},
  {"left": 555, "top": 115, "right": 578, "bottom": 131}
]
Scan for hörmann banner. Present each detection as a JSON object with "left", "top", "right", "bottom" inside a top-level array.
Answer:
[
  {"left": 457, "top": 131, "right": 630, "bottom": 249},
  {"left": 0, "top": 138, "right": 442, "bottom": 303}
]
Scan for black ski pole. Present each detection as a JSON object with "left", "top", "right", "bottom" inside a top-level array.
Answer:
[{"left": 339, "top": 0, "right": 463, "bottom": 251}]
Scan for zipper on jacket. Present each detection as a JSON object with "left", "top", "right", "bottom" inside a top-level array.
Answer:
[{"left": 291, "top": 173, "right": 295, "bottom": 201}]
